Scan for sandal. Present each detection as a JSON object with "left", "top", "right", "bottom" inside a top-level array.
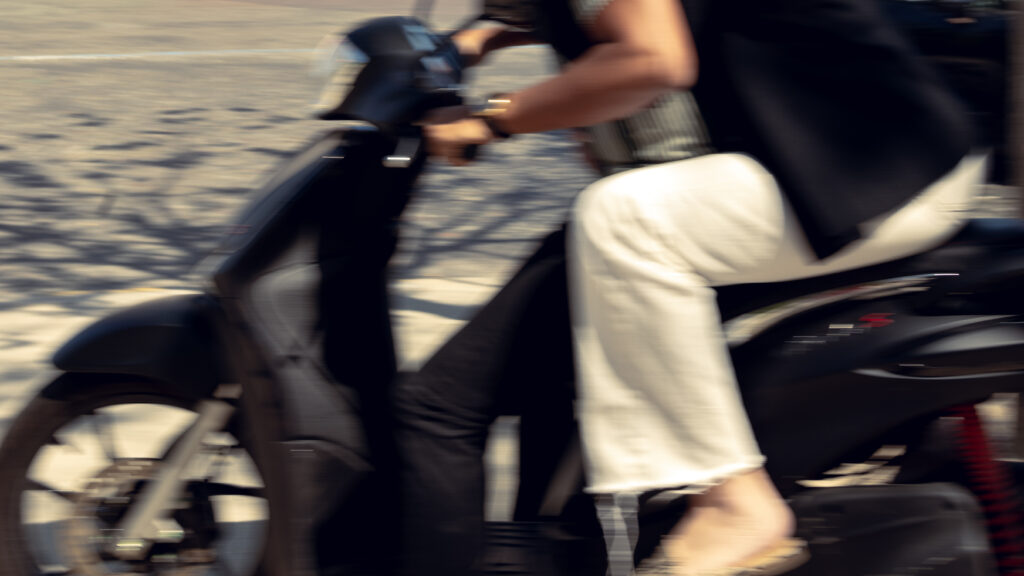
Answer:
[{"left": 636, "top": 537, "right": 809, "bottom": 576}]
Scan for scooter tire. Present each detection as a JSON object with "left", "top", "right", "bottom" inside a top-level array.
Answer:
[{"left": 0, "top": 376, "right": 269, "bottom": 576}]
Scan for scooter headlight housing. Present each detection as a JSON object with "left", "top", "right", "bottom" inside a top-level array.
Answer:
[{"left": 309, "top": 18, "right": 464, "bottom": 127}]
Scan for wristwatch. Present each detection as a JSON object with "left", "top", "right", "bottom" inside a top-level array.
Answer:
[{"left": 473, "top": 95, "right": 514, "bottom": 140}]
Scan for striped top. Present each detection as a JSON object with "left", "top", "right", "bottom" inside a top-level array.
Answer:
[
  {"left": 483, "top": 0, "right": 715, "bottom": 174},
  {"left": 570, "top": 0, "right": 714, "bottom": 173},
  {"left": 583, "top": 90, "right": 714, "bottom": 174}
]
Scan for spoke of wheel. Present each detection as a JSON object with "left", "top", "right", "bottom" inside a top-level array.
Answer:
[
  {"left": 48, "top": 433, "right": 85, "bottom": 454},
  {"left": 25, "top": 478, "right": 77, "bottom": 503},
  {"left": 89, "top": 410, "right": 118, "bottom": 463},
  {"left": 202, "top": 482, "right": 264, "bottom": 499}
]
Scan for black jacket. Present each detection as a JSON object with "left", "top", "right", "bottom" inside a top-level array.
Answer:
[{"left": 537, "top": 0, "right": 973, "bottom": 258}]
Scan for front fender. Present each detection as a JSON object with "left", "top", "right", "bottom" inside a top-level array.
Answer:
[{"left": 53, "top": 294, "right": 228, "bottom": 398}]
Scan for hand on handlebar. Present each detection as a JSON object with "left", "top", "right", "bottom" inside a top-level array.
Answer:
[
  {"left": 452, "top": 27, "right": 540, "bottom": 68},
  {"left": 452, "top": 28, "right": 491, "bottom": 68},
  {"left": 423, "top": 106, "right": 494, "bottom": 166}
]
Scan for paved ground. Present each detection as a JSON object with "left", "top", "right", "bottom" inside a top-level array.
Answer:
[
  {"left": 0, "top": 1, "right": 588, "bottom": 393},
  {"left": 0, "top": 0, "right": 1021, "bottom": 568},
  {"left": 0, "top": 0, "right": 579, "bottom": 385},
  {"left": 0, "top": 0, "right": 590, "bottom": 533}
]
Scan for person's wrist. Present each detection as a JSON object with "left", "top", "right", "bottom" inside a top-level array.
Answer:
[{"left": 472, "top": 94, "right": 514, "bottom": 140}]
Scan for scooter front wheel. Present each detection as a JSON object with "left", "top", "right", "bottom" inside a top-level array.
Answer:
[{"left": 0, "top": 376, "right": 268, "bottom": 576}]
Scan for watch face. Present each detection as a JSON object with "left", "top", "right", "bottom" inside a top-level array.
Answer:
[{"left": 482, "top": 0, "right": 538, "bottom": 29}]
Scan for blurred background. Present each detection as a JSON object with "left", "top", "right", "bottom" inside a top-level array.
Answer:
[
  {"left": 0, "top": 0, "right": 590, "bottom": 412},
  {"left": 0, "top": 0, "right": 596, "bottom": 525},
  {"left": 0, "top": 0, "right": 1020, "bottom": 522}
]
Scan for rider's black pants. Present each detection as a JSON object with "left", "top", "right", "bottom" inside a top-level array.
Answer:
[{"left": 393, "top": 227, "right": 578, "bottom": 576}]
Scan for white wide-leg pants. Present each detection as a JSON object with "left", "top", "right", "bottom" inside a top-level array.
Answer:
[{"left": 569, "top": 152, "right": 988, "bottom": 495}]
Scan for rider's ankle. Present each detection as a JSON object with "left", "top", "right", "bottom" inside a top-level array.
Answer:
[{"left": 663, "top": 468, "right": 795, "bottom": 571}]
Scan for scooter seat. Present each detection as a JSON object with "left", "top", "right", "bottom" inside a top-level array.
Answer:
[{"left": 716, "top": 218, "right": 1024, "bottom": 321}]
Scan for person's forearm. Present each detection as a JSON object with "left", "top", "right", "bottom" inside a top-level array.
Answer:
[
  {"left": 496, "top": 41, "right": 695, "bottom": 135},
  {"left": 453, "top": 27, "right": 539, "bottom": 66}
]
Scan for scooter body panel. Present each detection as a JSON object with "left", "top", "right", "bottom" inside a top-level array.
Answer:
[
  {"left": 210, "top": 125, "right": 418, "bottom": 443},
  {"left": 208, "top": 125, "right": 419, "bottom": 575},
  {"left": 51, "top": 293, "right": 227, "bottom": 398},
  {"left": 711, "top": 220, "right": 1024, "bottom": 489}
]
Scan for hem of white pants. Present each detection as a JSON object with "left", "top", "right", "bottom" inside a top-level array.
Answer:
[{"left": 583, "top": 457, "right": 767, "bottom": 496}]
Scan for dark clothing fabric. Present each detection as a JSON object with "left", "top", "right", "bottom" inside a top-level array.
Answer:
[
  {"left": 396, "top": 230, "right": 577, "bottom": 576},
  {"left": 396, "top": 1, "right": 973, "bottom": 572},
  {"left": 688, "top": 0, "right": 973, "bottom": 258},
  {"left": 535, "top": 0, "right": 973, "bottom": 258}
]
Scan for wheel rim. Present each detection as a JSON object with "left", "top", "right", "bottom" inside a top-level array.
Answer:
[{"left": 17, "top": 399, "right": 267, "bottom": 576}]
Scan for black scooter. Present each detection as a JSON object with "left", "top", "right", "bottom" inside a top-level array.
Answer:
[{"left": 2, "top": 13, "right": 1024, "bottom": 576}]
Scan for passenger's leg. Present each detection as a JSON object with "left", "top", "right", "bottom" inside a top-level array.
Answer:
[{"left": 569, "top": 152, "right": 985, "bottom": 572}]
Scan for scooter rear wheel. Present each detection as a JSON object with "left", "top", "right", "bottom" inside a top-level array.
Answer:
[{"left": 0, "top": 377, "right": 268, "bottom": 576}]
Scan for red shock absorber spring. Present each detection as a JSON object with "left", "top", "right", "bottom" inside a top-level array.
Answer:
[{"left": 951, "top": 404, "right": 1024, "bottom": 575}]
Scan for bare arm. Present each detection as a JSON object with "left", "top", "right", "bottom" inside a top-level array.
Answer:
[
  {"left": 495, "top": 0, "right": 698, "bottom": 133},
  {"left": 453, "top": 26, "right": 540, "bottom": 67},
  {"left": 425, "top": 0, "right": 698, "bottom": 164}
]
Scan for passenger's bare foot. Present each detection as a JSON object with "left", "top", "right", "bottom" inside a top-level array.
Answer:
[{"left": 660, "top": 468, "right": 796, "bottom": 574}]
